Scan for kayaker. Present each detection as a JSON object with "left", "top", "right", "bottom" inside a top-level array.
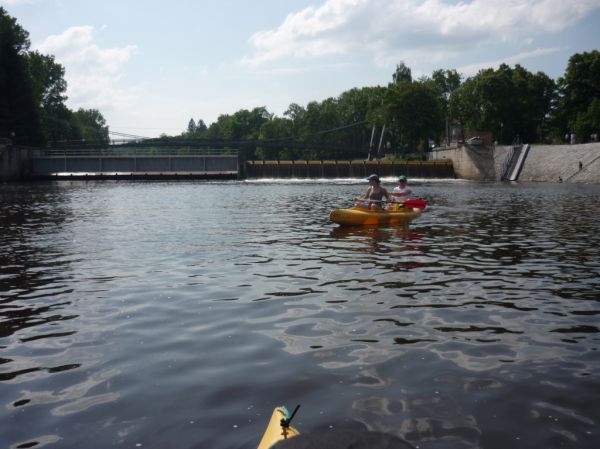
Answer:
[
  {"left": 355, "top": 174, "right": 390, "bottom": 210},
  {"left": 390, "top": 175, "right": 412, "bottom": 203}
]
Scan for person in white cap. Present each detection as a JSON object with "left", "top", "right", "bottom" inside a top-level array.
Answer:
[{"left": 387, "top": 175, "right": 412, "bottom": 210}]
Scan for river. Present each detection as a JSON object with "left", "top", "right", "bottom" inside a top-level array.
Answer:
[{"left": 1, "top": 179, "right": 599, "bottom": 449}]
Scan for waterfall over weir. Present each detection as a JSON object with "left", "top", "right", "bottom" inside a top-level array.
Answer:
[{"left": 244, "top": 160, "right": 455, "bottom": 179}]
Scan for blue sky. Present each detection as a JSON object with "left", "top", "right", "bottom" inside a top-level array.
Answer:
[{"left": 2, "top": 0, "right": 600, "bottom": 138}]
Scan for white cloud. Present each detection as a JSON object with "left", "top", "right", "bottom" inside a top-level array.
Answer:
[
  {"left": 456, "top": 47, "right": 563, "bottom": 76},
  {"left": 242, "top": 0, "right": 600, "bottom": 68},
  {"left": 34, "top": 26, "right": 137, "bottom": 111}
]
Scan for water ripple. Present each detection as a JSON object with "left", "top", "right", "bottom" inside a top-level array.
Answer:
[{"left": 1, "top": 182, "right": 600, "bottom": 449}]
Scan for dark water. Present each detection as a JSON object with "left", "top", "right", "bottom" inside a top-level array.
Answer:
[{"left": 1, "top": 179, "right": 599, "bottom": 449}]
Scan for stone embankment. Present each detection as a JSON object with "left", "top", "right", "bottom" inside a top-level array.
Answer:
[
  {"left": 518, "top": 143, "right": 600, "bottom": 183},
  {"left": 430, "top": 142, "right": 600, "bottom": 183},
  {"left": 0, "top": 139, "right": 24, "bottom": 181}
]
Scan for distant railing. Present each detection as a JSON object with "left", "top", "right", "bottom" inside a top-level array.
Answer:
[{"left": 36, "top": 147, "right": 239, "bottom": 157}]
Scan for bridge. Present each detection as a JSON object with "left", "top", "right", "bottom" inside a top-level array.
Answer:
[{"left": 27, "top": 146, "right": 239, "bottom": 180}]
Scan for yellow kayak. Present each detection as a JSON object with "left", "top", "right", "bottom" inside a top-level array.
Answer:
[
  {"left": 257, "top": 406, "right": 300, "bottom": 449},
  {"left": 329, "top": 206, "right": 422, "bottom": 226}
]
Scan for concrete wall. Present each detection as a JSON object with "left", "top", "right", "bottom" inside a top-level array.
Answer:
[
  {"left": 0, "top": 140, "right": 30, "bottom": 182},
  {"left": 429, "top": 144, "right": 498, "bottom": 181},
  {"left": 430, "top": 142, "right": 600, "bottom": 183},
  {"left": 518, "top": 143, "right": 600, "bottom": 183}
]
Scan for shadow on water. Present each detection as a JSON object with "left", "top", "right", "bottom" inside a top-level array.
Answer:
[
  {"left": 0, "top": 184, "right": 78, "bottom": 343},
  {"left": 329, "top": 224, "right": 423, "bottom": 254}
]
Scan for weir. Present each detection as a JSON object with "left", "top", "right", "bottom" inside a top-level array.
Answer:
[{"left": 244, "top": 160, "right": 455, "bottom": 179}]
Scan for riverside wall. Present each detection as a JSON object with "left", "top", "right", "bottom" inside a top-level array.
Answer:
[
  {"left": 429, "top": 144, "right": 498, "bottom": 181},
  {"left": 429, "top": 142, "right": 600, "bottom": 183},
  {"left": 518, "top": 143, "right": 600, "bottom": 183},
  {"left": 0, "top": 140, "right": 31, "bottom": 182}
]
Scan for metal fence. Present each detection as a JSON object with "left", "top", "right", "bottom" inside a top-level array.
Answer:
[{"left": 37, "top": 147, "right": 239, "bottom": 157}]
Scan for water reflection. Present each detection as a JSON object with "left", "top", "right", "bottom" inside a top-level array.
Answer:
[
  {"left": 329, "top": 225, "right": 423, "bottom": 254},
  {"left": 0, "top": 185, "right": 82, "bottom": 388},
  {"left": 1, "top": 181, "right": 600, "bottom": 449}
]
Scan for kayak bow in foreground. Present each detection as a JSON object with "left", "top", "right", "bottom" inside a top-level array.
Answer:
[{"left": 257, "top": 406, "right": 300, "bottom": 449}]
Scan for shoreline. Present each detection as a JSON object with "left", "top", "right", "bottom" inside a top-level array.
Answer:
[
  {"left": 430, "top": 142, "right": 600, "bottom": 183},
  {"left": 3, "top": 140, "right": 600, "bottom": 183}
]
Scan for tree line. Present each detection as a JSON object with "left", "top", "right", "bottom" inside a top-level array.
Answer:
[
  {"left": 2, "top": 7, "right": 598, "bottom": 160},
  {"left": 1, "top": 7, "right": 108, "bottom": 146},
  {"left": 182, "top": 54, "right": 599, "bottom": 161}
]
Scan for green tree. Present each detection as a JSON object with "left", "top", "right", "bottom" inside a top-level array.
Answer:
[
  {"left": 384, "top": 82, "right": 443, "bottom": 153},
  {"left": 392, "top": 61, "right": 412, "bottom": 86},
  {"left": 428, "top": 69, "right": 461, "bottom": 130},
  {"left": 257, "top": 116, "right": 293, "bottom": 159},
  {"left": 237, "top": 107, "right": 272, "bottom": 140},
  {"left": 555, "top": 50, "right": 600, "bottom": 141},
  {"left": 187, "top": 118, "right": 197, "bottom": 136},
  {"left": 25, "top": 51, "right": 77, "bottom": 143},
  {"left": 204, "top": 107, "right": 272, "bottom": 158},
  {"left": 337, "top": 87, "right": 381, "bottom": 154},
  {"left": 0, "top": 7, "right": 43, "bottom": 144},
  {"left": 449, "top": 64, "right": 555, "bottom": 143},
  {"left": 573, "top": 97, "right": 600, "bottom": 140},
  {"left": 210, "top": 107, "right": 271, "bottom": 140},
  {"left": 205, "top": 113, "right": 231, "bottom": 139},
  {"left": 429, "top": 69, "right": 462, "bottom": 100},
  {"left": 384, "top": 62, "right": 444, "bottom": 154},
  {"left": 72, "top": 108, "right": 109, "bottom": 144},
  {"left": 283, "top": 102, "right": 308, "bottom": 148},
  {"left": 1, "top": 8, "right": 112, "bottom": 146},
  {"left": 195, "top": 119, "right": 207, "bottom": 135}
]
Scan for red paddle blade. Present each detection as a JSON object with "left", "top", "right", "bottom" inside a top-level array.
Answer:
[{"left": 404, "top": 199, "right": 427, "bottom": 209}]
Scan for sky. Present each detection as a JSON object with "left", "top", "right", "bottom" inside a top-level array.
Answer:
[{"left": 2, "top": 0, "right": 600, "bottom": 138}]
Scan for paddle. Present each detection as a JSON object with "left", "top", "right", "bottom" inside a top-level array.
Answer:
[
  {"left": 354, "top": 198, "right": 427, "bottom": 209},
  {"left": 402, "top": 199, "right": 427, "bottom": 209}
]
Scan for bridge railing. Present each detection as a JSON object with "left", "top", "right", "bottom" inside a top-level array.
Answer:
[{"left": 37, "top": 147, "right": 238, "bottom": 157}]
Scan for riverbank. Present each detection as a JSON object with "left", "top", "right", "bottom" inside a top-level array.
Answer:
[
  {"left": 3, "top": 140, "right": 600, "bottom": 183},
  {"left": 0, "top": 138, "right": 21, "bottom": 181},
  {"left": 518, "top": 143, "right": 600, "bottom": 183},
  {"left": 431, "top": 142, "right": 600, "bottom": 183}
]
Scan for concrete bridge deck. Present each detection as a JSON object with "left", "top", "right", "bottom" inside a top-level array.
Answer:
[
  {"left": 1, "top": 145, "right": 240, "bottom": 180},
  {"left": 33, "top": 148, "right": 237, "bottom": 173}
]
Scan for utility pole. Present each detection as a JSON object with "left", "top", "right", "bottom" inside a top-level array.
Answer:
[
  {"left": 376, "top": 124, "right": 386, "bottom": 159},
  {"left": 367, "top": 125, "right": 376, "bottom": 160}
]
